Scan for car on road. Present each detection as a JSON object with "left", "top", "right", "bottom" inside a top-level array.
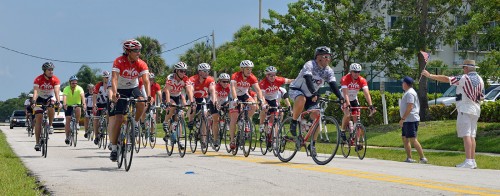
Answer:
[
  {"left": 10, "top": 110, "right": 26, "bottom": 129},
  {"left": 52, "top": 108, "right": 66, "bottom": 129},
  {"left": 484, "top": 86, "right": 500, "bottom": 102}
]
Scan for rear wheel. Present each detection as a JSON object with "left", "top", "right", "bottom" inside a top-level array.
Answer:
[
  {"left": 149, "top": 118, "right": 157, "bottom": 149},
  {"left": 276, "top": 117, "right": 297, "bottom": 162},
  {"left": 355, "top": 124, "right": 367, "bottom": 160},
  {"left": 311, "top": 116, "right": 341, "bottom": 165},
  {"left": 134, "top": 121, "right": 141, "bottom": 153}
]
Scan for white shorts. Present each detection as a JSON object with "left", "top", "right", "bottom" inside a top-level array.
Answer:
[{"left": 456, "top": 112, "right": 478, "bottom": 138}]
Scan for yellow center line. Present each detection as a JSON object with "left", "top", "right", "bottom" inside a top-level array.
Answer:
[{"left": 154, "top": 143, "right": 500, "bottom": 195}]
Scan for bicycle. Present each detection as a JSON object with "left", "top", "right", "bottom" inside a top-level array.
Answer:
[
  {"left": 115, "top": 96, "right": 147, "bottom": 171},
  {"left": 207, "top": 103, "right": 229, "bottom": 153},
  {"left": 276, "top": 98, "right": 341, "bottom": 165},
  {"left": 163, "top": 104, "right": 188, "bottom": 157},
  {"left": 188, "top": 102, "right": 211, "bottom": 154},
  {"left": 142, "top": 105, "right": 159, "bottom": 149},
  {"left": 26, "top": 113, "right": 34, "bottom": 137},
  {"left": 86, "top": 112, "right": 94, "bottom": 142},
  {"left": 340, "top": 106, "right": 370, "bottom": 160},
  {"left": 33, "top": 102, "right": 57, "bottom": 158},
  {"left": 67, "top": 104, "right": 83, "bottom": 147},
  {"left": 259, "top": 106, "right": 286, "bottom": 156},
  {"left": 96, "top": 107, "right": 108, "bottom": 150},
  {"left": 230, "top": 101, "right": 257, "bottom": 157}
]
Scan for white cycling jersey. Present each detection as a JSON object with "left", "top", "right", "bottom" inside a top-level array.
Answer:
[{"left": 289, "top": 60, "right": 336, "bottom": 97}]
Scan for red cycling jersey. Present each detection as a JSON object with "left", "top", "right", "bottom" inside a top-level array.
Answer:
[
  {"left": 93, "top": 81, "right": 109, "bottom": 104},
  {"left": 112, "top": 55, "right": 149, "bottom": 89},
  {"left": 165, "top": 73, "right": 190, "bottom": 97},
  {"left": 188, "top": 75, "right": 215, "bottom": 99},
  {"left": 259, "top": 76, "right": 286, "bottom": 100},
  {"left": 33, "top": 74, "right": 61, "bottom": 99},
  {"left": 150, "top": 82, "right": 161, "bottom": 101},
  {"left": 341, "top": 73, "right": 368, "bottom": 101},
  {"left": 215, "top": 83, "right": 230, "bottom": 102},
  {"left": 231, "top": 71, "right": 258, "bottom": 96},
  {"left": 249, "top": 90, "right": 256, "bottom": 98}
]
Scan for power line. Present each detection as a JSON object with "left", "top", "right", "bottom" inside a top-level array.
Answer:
[{"left": 0, "top": 35, "right": 212, "bottom": 64}]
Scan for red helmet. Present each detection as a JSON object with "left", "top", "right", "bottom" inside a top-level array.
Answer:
[{"left": 123, "top": 39, "right": 142, "bottom": 50}]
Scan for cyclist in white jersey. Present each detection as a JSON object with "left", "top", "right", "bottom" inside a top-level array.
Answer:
[{"left": 288, "top": 46, "right": 344, "bottom": 143}]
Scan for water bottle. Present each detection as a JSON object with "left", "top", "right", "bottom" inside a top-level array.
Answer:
[{"left": 348, "top": 121, "right": 354, "bottom": 133}]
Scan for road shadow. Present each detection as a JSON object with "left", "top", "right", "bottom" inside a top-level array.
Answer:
[
  {"left": 69, "top": 147, "right": 101, "bottom": 150},
  {"left": 69, "top": 167, "right": 120, "bottom": 172},
  {"left": 75, "top": 155, "right": 109, "bottom": 159},
  {"left": 19, "top": 155, "right": 44, "bottom": 158},
  {"left": 16, "top": 141, "right": 35, "bottom": 142}
]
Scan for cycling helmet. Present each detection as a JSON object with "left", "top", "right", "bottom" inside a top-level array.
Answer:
[
  {"left": 69, "top": 75, "right": 78, "bottom": 81},
  {"left": 198, "top": 63, "right": 211, "bottom": 71},
  {"left": 102, "top": 71, "right": 110, "bottom": 78},
  {"left": 218, "top": 73, "right": 230, "bottom": 80},
  {"left": 314, "top": 46, "right": 332, "bottom": 57},
  {"left": 173, "top": 61, "right": 188, "bottom": 70},
  {"left": 349, "top": 63, "right": 362, "bottom": 72},
  {"left": 240, "top": 60, "right": 254, "bottom": 68},
  {"left": 265, "top": 66, "right": 277, "bottom": 74},
  {"left": 123, "top": 39, "right": 142, "bottom": 50},
  {"left": 149, "top": 72, "right": 155, "bottom": 79},
  {"left": 28, "top": 93, "right": 33, "bottom": 98},
  {"left": 88, "top": 84, "right": 95, "bottom": 89},
  {"left": 42, "top": 62, "right": 55, "bottom": 71}
]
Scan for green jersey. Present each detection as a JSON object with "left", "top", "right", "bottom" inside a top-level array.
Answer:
[{"left": 63, "top": 85, "right": 84, "bottom": 105}]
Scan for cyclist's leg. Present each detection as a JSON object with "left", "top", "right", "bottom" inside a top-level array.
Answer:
[
  {"left": 75, "top": 107, "right": 82, "bottom": 129},
  {"left": 64, "top": 106, "right": 74, "bottom": 139},
  {"left": 259, "top": 102, "right": 268, "bottom": 133},
  {"left": 132, "top": 87, "right": 146, "bottom": 123},
  {"left": 310, "top": 111, "right": 321, "bottom": 141},
  {"left": 228, "top": 102, "right": 239, "bottom": 147},
  {"left": 93, "top": 108, "right": 101, "bottom": 136},
  {"left": 289, "top": 90, "right": 306, "bottom": 136},
  {"left": 34, "top": 113, "right": 43, "bottom": 144}
]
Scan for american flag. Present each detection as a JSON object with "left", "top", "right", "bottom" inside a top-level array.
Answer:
[
  {"left": 463, "top": 73, "right": 484, "bottom": 103},
  {"left": 420, "top": 51, "right": 430, "bottom": 64}
]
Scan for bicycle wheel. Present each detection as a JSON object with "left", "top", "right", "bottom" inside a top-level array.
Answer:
[
  {"left": 223, "top": 116, "right": 232, "bottom": 153},
  {"left": 276, "top": 117, "right": 297, "bottom": 162},
  {"left": 311, "top": 116, "right": 340, "bottom": 165},
  {"left": 178, "top": 118, "right": 187, "bottom": 158},
  {"left": 200, "top": 117, "right": 209, "bottom": 155},
  {"left": 259, "top": 124, "right": 268, "bottom": 155},
  {"left": 251, "top": 121, "right": 258, "bottom": 152},
  {"left": 165, "top": 124, "right": 174, "bottom": 157},
  {"left": 355, "top": 124, "right": 367, "bottom": 160},
  {"left": 149, "top": 118, "right": 157, "bottom": 149},
  {"left": 117, "top": 128, "right": 124, "bottom": 169},
  {"left": 42, "top": 125, "right": 49, "bottom": 158},
  {"left": 134, "top": 121, "right": 141, "bottom": 153},
  {"left": 142, "top": 117, "right": 150, "bottom": 148},
  {"left": 241, "top": 119, "right": 253, "bottom": 157},
  {"left": 340, "top": 128, "right": 352, "bottom": 158},
  {"left": 188, "top": 119, "right": 199, "bottom": 153},
  {"left": 231, "top": 130, "right": 239, "bottom": 156},
  {"left": 271, "top": 120, "right": 281, "bottom": 157},
  {"left": 88, "top": 119, "right": 93, "bottom": 141},
  {"left": 124, "top": 119, "right": 135, "bottom": 171},
  {"left": 72, "top": 120, "right": 78, "bottom": 147}
]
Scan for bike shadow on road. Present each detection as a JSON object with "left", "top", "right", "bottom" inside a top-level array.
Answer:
[{"left": 69, "top": 167, "right": 119, "bottom": 172}]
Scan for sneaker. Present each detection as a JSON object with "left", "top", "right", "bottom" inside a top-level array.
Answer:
[
  {"left": 188, "top": 121, "right": 194, "bottom": 130},
  {"left": 420, "top": 158, "right": 428, "bottom": 164},
  {"left": 110, "top": 151, "right": 118, "bottom": 162},
  {"left": 355, "top": 144, "right": 363, "bottom": 151},
  {"left": 84, "top": 132, "right": 88, "bottom": 138},
  {"left": 213, "top": 140, "right": 220, "bottom": 148},
  {"left": 65, "top": 138, "right": 70, "bottom": 145},
  {"left": 307, "top": 144, "right": 316, "bottom": 156},
  {"left": 163, "top": 136, "right": 169, "bottom": 143},
  {"left": 150, "top": 135, "right": 155, "bottom": 143},
  {"left": 290, "top": 122, "right": 297, "bottom": 136},
  {"left": 456, "top": 161, "right": 475, "bottom": 169},
  {"left": 108, "top": 143, "right": 112, "bottom": 151},
  {"left": 34, "top": 144, "right": 41, "bottom": 151},
  {"left": 94, "top": 136, "right": 100, "bottom": 145},
  {"left": 178, "top": 143, "right": 185, "bottom": 150},
  {"left": 162, "top": 122, "right": 169, "bottom": 132},
  {"left": 472, "top": 161, "right": 478, "bottom": 169},
  {"left": 49, "top": 126, "right": 54, "bottom": 134},
  {"left": 404, "top": 158, "right": 417, "bottom": 163},
  {"left": 340, "top": 131, "right": 347, "bottom": 141},
  {"left": 230, "top": 142, "right": 236, "bottom": 150}
]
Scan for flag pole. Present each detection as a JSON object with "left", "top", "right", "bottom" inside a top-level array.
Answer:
[{"left": 418, "top": 51, "right": 429, "bottom": 83}]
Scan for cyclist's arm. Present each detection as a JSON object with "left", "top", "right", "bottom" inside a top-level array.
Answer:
[
  {"left": 111, "top": 71, "right": 119, "bottom": 100},
  {"left": 230, "top": 80, "right": 237, "bottom": 100},
  {"left": 303, "top": 74, "right": 317, "bottom": 96},
  {"left": 362, "top": 87, "right": 373, "bottom": 106},
  {"left": 142, "top": 73, "right": 151, "bottom": 99},
  {"left": 342, "top": 88, "right": 350, "bottom": 105},
  {"left": 185, "top": 84, "right": 194, "bottom": 103},
  {"left": 209, "top": 83, "right": 217, "bottom": 104},
  {"left": 92, "top": 93, "right": 97, "bottom": 109},
  {"left": 80, "top": 90, "right": 86, "bottom": 109},
  {"left": 328, "top": 81, "right": 343, "bottom": 101},
  {"left": 156, "top": 90, "right": 162, "bottom": 105},
  {"left": 54, "top": 85, "right": 61, "bottom": 103},
  {"left": 63, "top": 94, "right": 67, "bottom": 109},
  {"left": 163, "top": 87, "right": 171, "bottom": 103},
  {"left": 252, "top": 83, "right": 265, "bottom": 103},
  {"left": 32, "top": 86, "right": 39, "bottom": 103},
  {"left": 285, "top": 78, "right": 294, "bottom": 84}
]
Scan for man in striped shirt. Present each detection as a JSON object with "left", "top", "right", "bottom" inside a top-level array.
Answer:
[{"left": 421, "top": 59, "right": 484, "bottom": 169}]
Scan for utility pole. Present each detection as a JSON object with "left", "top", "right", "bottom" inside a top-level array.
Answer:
[
  {"left": 211, "top": 30, "right": 217, "bottom": 78},
  {"left": 259, "top": 0, "right": 262, "bottom": 29}
]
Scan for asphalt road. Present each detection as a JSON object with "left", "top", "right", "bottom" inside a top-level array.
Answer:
[{"left": 2, "top": 126, "right": 500, "bottom": 196}]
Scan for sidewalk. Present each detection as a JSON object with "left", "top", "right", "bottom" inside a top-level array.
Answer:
[{"left": 368, "top": 145, "right": 500, "bottom": 157}]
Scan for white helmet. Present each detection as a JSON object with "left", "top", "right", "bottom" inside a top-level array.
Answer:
[
  {"left": 149, "top": 73, "right": 155, "bottom": 79},
  {"left": 350, "top": 63, "right": 362, "bottom": 72},
  {"left": 240, "top": 60, "right": 254, "bottom": 68},
  {"left": 102, "top": 71, "right": 110, "bottom": 78},
  {"left": 197, "top": 63, "right": 211, "bottom": 71},
  {"left": 218, "top": 73, "right": 230, "bottom": 80},
  {"left": 265, "top": 66, "right": 277, "bottom": 74},
  {"left": 173, "top": 61, "right": 188, "bottom": 70},
  {"left": 28, "top": 93, "right": 33, "bottom": 98}
]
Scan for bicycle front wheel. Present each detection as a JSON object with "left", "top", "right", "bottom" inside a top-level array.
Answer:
[
  {"left": 241, "top": 119, "right": 253, "bottom": 157},
  {"left": 259, "top": 124, "right": 268, "bottom": 155},
  {"left": 134, "top": 122, "right": 141, "bottom": 153},
  {"left": 355, "top": 124, "right": 367, "bottom": 160},
  {"left": 276, "top": 117, "right": 297, "bottom": 162},
  {"left": 117, "top": 128, "right": 124, "bottom": 169},
  {"left": 149, "top": 118, "right": 157, "bottom": 149},
  {"left": 311, "top": 116, "right": 340, "bottom": 165},
  {"left": 165, "top": 125, "right": 174, "bottom": 157},
  {"left": 178, "top": 118, "right": 187, "bottom": 158},
  {"left": 124, "top": 119, "right": 135, "bottom": 171},
  {"left": 200, "top": 117, "right": 209, "bottom": 155},
  {"left": 72, "top": 120, "right": 78, "bottom": 147},
  {"left": 222, "top": 116, "right": 232, "bottom": 153},
  {"left": 42, "top": 125, "right": 49, "bottom": 158}
]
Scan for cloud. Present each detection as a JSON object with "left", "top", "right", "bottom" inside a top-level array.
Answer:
[{"left": 0, "top": 66, "right": 13, "bottom": 77}]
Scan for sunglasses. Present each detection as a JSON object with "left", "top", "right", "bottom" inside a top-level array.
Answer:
[
  {"left": 71, "top": 82, "right": 77, "bottom": 85},
  {"left": 200, "top": 70, "right": 210, "bottom": 73},
  {"left": 177, "top": 70, "right": 186, "bottom": 73},
  {"left": 352, "top": 71, "right": 361, "bottom": 73},
  {"left": 129, "top": 49, "right": 141, "bottom": 53},
  {"left": 220, "top": 81, "right": 230, "bottom": 84},
  {"left": 267, "top": 74, "right": 276, "bottom": 77},
  {"left": 323, "top": 55, "right": 332, "bottom": 59}
]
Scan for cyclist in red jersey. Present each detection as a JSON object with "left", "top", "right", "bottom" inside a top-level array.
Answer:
[
  {"left": 340, "top": 63, "right": 376, "bottom": 142},
  {"left": 228, "top": 60, "right": 266, "bottom": 150},
  {"left": 211, "top": 73, "right": 231, "bottom": 148},
  {"left": 162, "top": 62, "right": 194, "bottom": 148},
  {"left": 187, "top": 63, "right": 217, "bottom": 148},
  {"left": 31, "top": 62, "right": 62, "bottom": 151},
  {"left": 258, "top": 66, "right": 294, "bottom": 140},
  {"left": 91, "top": 71, "right": 110, "bottom": 145},
  {"left": 109, "top": 39, "right": 152, "bottom": 162},
  {"left": 139, "top": 73, "right": 162, "bottom": 131}
]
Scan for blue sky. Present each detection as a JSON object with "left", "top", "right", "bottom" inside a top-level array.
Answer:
[{"left": 0, "top": 0, "right": 296, "bottom": 101}]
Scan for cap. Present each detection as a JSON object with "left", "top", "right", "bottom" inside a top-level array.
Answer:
[{"left": 402, "top": 76, "right": 414, "bottom": 85}]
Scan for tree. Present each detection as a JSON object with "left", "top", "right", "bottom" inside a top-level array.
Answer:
[
  {"left": 135, "top": 36, "right": 168, "bottom": 77},
  {"left": 386, "top": 0, "right": 464, "bottom": 120},
  {"left": 71, "top": 65, "right": 100, "bottom": 91},
  {"left": 179, "top": 41, "right": 213, "bottom": 76}
]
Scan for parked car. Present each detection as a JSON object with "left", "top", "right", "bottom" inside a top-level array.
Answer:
[
  {"left": 428, "top": 86, "right": 457, "bottom": 106},
  {"left": 10, "top": 110, "right": 26, "bottom": 129},
  {"left": 484, "top": 86, "right": 500, "bottom": 102}
]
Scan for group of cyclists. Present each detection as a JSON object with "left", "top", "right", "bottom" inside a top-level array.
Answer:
[{"left": 26, "top": 39, "right": 376, "bottom": 164}]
